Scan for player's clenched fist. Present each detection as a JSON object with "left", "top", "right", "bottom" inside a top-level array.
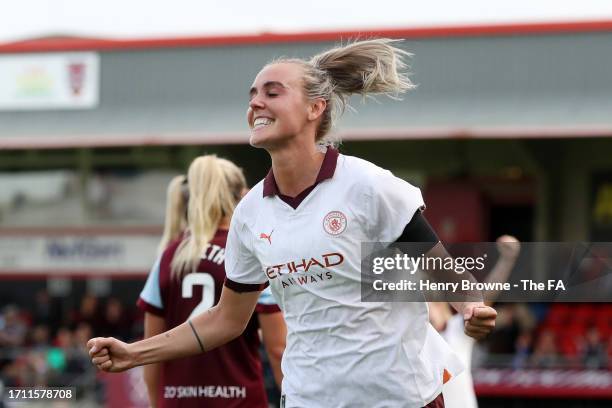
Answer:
[
  {"left": 463, "top": 304, "right": 497, "bottom": 340},
  {"left": 496, "top": 235, "right": 520, "bottom": 260},
  {"left": 87, "top": 337, "right": 134, "bottom": 373}
]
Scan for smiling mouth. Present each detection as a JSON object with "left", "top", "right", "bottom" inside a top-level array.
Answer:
[{"left": 252, "top": 117, "right": 275, "bottom": 130}]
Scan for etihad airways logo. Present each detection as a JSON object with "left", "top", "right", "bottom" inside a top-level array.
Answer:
[{"left": 265, "top": 252, "right": 344, "bottom": 279}]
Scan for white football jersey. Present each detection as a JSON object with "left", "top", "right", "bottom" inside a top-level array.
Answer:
[
  {"left": 225, "top": 151, "right": 462, "bottom": 407},
  {"left": 442, "top": 314, "right": 478, "bottom": 408}
]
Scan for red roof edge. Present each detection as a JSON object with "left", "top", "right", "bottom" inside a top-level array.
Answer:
[{"left": 1, "top": 20, "right": 612, "bottom": 53}]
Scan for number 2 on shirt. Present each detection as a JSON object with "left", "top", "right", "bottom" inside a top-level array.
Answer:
[{"left": 182, "top": 273, "right": 215, "bottom": 319}]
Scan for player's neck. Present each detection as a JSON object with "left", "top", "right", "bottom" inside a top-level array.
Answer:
[{"left": 269, "top": 142, "right": 324, "bottom": 198}]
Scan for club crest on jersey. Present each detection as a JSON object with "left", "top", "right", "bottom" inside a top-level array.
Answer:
[{"left": 323, "top": 211, "right": 347, "bottom": 236}]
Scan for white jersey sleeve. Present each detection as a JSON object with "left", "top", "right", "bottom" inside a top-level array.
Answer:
[
  {"left": 225, "top": 204, "right": 267, "bottom": 286},
  {"left": 367, "top": 168, "right": 425, "bottom": 243}
]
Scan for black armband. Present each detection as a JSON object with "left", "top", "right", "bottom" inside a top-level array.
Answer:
[{"left": 392, "top": 211, "right": 439, "bottom": 253}]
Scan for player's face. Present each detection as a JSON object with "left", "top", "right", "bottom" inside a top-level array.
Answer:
[{"left": 247, "top": 63, "right": 310, "bottom": 148}]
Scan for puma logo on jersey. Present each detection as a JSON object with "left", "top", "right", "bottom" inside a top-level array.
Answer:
[{"left": 259, "top": 230, "right": 274, "bottom": 244}]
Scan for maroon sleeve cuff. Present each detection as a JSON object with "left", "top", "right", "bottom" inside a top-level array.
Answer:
[
  {"left": 255, "top": 303, "right": 281, "bottom": 314},
  {"left": 136, "top": 298, "right": 164, "bottom": 317},
  {"left": 224, "top": 278, "right": 269, "bottom": 293}
]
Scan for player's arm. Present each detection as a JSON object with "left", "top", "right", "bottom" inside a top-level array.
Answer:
[
  {"left": 258, "top": 311, "right": 286, "bottom": 388},
  {"left": 143, "top": 312, "right": 166, "bottom": 408},
  {"left": 88, "top": 286, "right": 261, "bottom": 372},
  {"left": 394, "top": 212, "right": 496, "bottom": 339},
  {"left": 482, "top": 235, "right": 520, "bottom": 306},
  {"left": 393, "top": 214, "right": 457, "bottom": 332},
  {"left": 424, "top": 242, "right": 496, "bottom": 339},
  {"left": 427, "top": 238, "right": 518, "bottom": 332},
  {"left": 424, "top": 234, "right": 519, "bottom": 333},
  {"left": 370, "top": 171, "right": 496, "bottom": 339}
]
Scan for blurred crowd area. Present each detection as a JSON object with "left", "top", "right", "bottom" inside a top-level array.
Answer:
[
  {"left": 479, "top": 303, "right": 611, "bottom": 370},
  {"left": 1, "top": 291, "right": 610, "bottom": 401},
  {"left": 0, "top": 291, "right": 142, "bottom": 403}
]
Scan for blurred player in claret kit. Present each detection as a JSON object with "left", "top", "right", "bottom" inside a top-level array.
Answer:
[
  {"left": 137, "top": 156, "right": 285, "bottom": 408},
  {"left": 88, "top": 39, "right": 496, "bottom": 408},
  {"left": 154, "top": 174, "right": 189, "bottom": 256}
]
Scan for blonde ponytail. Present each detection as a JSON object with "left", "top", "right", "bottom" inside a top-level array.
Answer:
[
  {"left": 272, "top": 38, "right": 414, "bottom": 145},
  {"left": 157, "top": 175, "right": 188, "bottom": 255},
  {"left": 171, "top": 155, "right": 246, "bottom": 279}
]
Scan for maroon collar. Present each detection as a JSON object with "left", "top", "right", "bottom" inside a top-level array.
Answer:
[{"left": 263, "top": 147, "right": 339, "bottom": 198}]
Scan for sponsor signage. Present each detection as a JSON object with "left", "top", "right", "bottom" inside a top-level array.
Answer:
[
  {"left": 0, "top": 234, "right": 157, "bottom": 275},
  {"left": 0, "top": 52, "right": 99, "bottom": 110}
]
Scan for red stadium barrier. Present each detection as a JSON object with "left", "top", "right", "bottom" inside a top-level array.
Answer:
[{"left": 474, "top": 368, "right": 612, "bottom": 399}]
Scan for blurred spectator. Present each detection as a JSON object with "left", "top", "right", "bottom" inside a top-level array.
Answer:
[
  {"left": 28, "top": 324, "right": 50, "bottom": 350},
  {"left": 486, "top": 304, "right": 535, "bottom": 355},
  {"left": 100, "top": 297, "right": 132, "bottom": 341},
  {"left": 87, "top": 173, "right": 113, "bottom": 217},
  {"left": 48, "top": 323, "right": 95, "bottom": 391},
  {"left": 0, "top": 305, "right": 27, "bottom": 347},
  {"left": 48, "top": 327, "right": 72, "bottom": 374},
  {"left": 2, "top": 352, "right": 44, "bottom": 387},
  {"left": 71, "top": 294, "right": 102, "bottom": 333},
  {"left": 582, "top": 327, "right": 607, "bottom": 369},
  {"left": 514, "top": 304, "right": 537, "bottom": 331},
  {"left": 484, "top": 304, "right": 517, "bottom": 354},
  {"left": 73, "top": 322, "right": 93, "bottom": 349},
  {"left": 531, "top": 330, "right": 563, "bottom": 368},
  {"left": 31, "top": 290, "right": 51, "bottom": 325},
  {"left": 31, "top": 289, "right": 61, "bottom": 330},
  {"left": 512, "top": 331, "right": 533, "bottom": 369},
  {"left": 54, "top": 327, "right": 73, "bottom": 349},
  {"left": 68, "top": 323, "right": 98, "bottom": 396},
  {"left": 0, "top": 294, "right": 136, "bottom": 400},
  {"left": 48, "top": 326, "right": 77, "bottom": 387}
]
